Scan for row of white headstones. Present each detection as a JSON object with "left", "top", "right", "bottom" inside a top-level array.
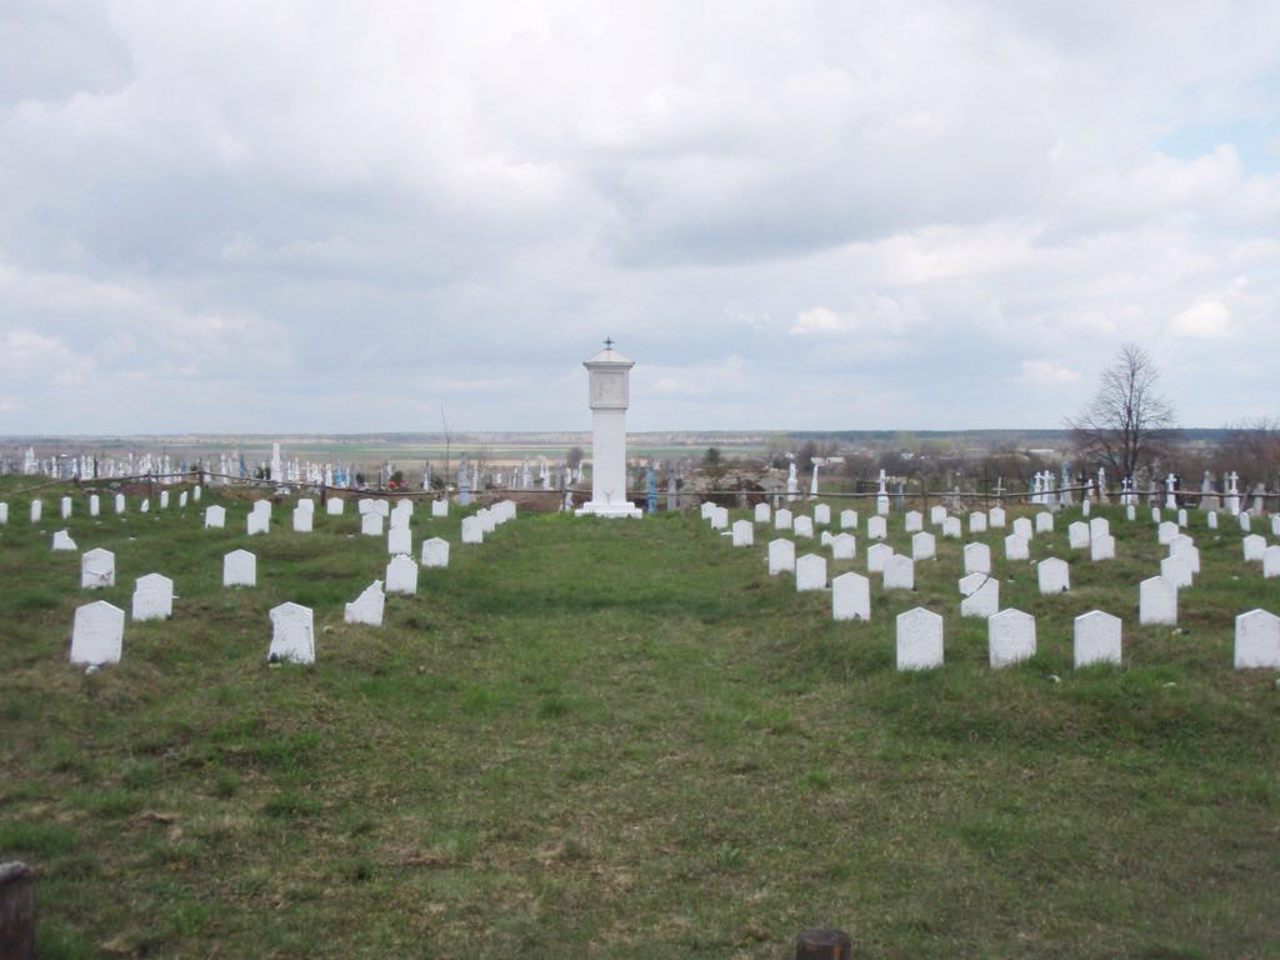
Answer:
[
  {"left": 700, "top": 500, "right": 1280, "bottom": 671},
  {"left": 49, "top": 494, "right": 517, "bottom": 669}
]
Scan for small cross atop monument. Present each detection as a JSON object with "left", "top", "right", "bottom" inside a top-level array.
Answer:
[{"left": 604, "top": 336, "right": 615, "bottom": 350}]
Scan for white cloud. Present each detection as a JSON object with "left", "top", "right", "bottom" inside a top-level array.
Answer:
[
  {"left": 1169, "top": 299, "right": 1232, "bottom": 338},
  {"left": 1019, "top": 360, "right": 1081, "bottom": 385}
]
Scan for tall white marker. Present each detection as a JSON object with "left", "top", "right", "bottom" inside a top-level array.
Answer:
[{"left": 577, "top": 339, "right": 642, "bottom": 519}]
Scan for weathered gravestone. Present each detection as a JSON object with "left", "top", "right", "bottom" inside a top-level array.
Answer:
[
  {"left": 1090, "top": 534, "right": 1115, "bottom": 561},
  {"left": 963, "top": 543, "right": 991, "bottom": 575},
  {"left": 1074, "top": 610, "right": 1122, "bottom": 668},
  {"left": 1035, "top": 512, "right": 1054, "bottom": 534},
  {"left": 344, "top": 580, "right": 385, "bottom": 627},
  {"left": 1037, "top": 557, "right": 1069, "bottom": 594},
  {"left": 1177, "top": 508, "right": 1188, "bottom": 528},
  {"left": 51, "top": 530, "right": 77, "bottom": 551},
  {"left": 431, "top": 499, "right": 448, "bottom": 518},
  {"left": 159, "top": 491, "right": 169, "bottom": 510},
  {"left": 30, "top": 499, "right": 42, "bottom": 523},
  {"left": 960, "top": 576, "right": 999, "bottom": 618},
  {"left": 911, "top": 531, "right": 936, "bottom": 561},
  {"left": 223, "top": 549, "right": 256, "bottom": 588},
  {"left": 731, "top": 519, "right": 754, "bottom": 547},
  {"left": 929, "top": 505, "right": 947, "bottom": 527},
  {"left": 795, "top": 554, "right": 827, "bottom": 592},
  {"left": 132, "top": 573, "right": 174, "bottom": 621},
  {"left": 247, "top": 504, "right": 270, "bottom": 536},
  {"left": 989, "top": 608, "right": 1036, "bottom": 668},
  {"left": 1239, "top": 512, "right": 1252, "bottom": 533},
  {"left": 70, "top": 600, "right": 125, "bottom": 666},
  {"left": 461, "top": 516, "right": 483, "bottom": 544},
  {"left": 1139, "top": 576, "right": 1177, "bottom": 625},
  {"left": 792, "top": 515, "right": 814, "bottom": 539},
  {"left": 421, "top": 537, "right": 450, "bottom": 568},
  {"left": 813, "top": 504, "right": 831, "bottom": 526},
  {"left": 140, "top": 499, "right": 150, "bottom": 513},
  {"left": 1234, "top": 609, "right": 1280, "bottom": 669},
  {"left": 903, "top": 510, "right": 922, "bottom": 533},
  {"left": 61, "top": 496, "right": 72, "bottom": 519},
  {"left": 942, "top": 516, "right": 962, "bottom": 539},
  {"left": 969, "top": 511, "right": 988, "bottom": 533},
  {"left": 1243, "top": 534, "right": 1266, "bottom": 562},
  {"left": 1089, "top": 517, "right": 1110, "bottom": 540},
  {"left": 1004, "top": 533, "right": 1030, "bottom": 561},
  {"left": 840, "top": 509, "right": 858, "bottom": 530},
  {"left": 1126, "top": 504, "right": 1137, "bottom": 522},
  {"left": 988, "top": 506, "right": 1006, "bottom": 528},
  {"left": 768, "top": 538, "right": 796, "bottom": 575},
  {"left": 1160, "top": 555, "right": 1193, "bottom": 589},
  {"left": 710, "top": 506, "right": 730, "bottom": 531},
  {"left": 754, "top": 503, "right": 771, "bottom": 524},
  {"left": 866, "top": 542, "right": 893, "bottom": 574},
  {"left": 361, "top": 513, "right": 384, "bottom": 537},
  {"left": 327, "top": 497, "right": 345, "bottom": 516},
  {"left": 0, "top": 502, "right": 7, "bottom": 525},
  {"left": 115, "top": 493, "right": 126, "bottom": 514},
  {"left": 832, "top": 572, "right": 870, "bottom": 621},
  {"left": 80, "top": 548, "right": 115, "bottom": 589},
  {"left": 178, "top": 491, "right": 188, "bottom": 509},
  {"left": 774, "top": 509, "right": 793, "bottom": 531},
  {"left": 204, "top": 505, "right": 226, "bottom": 528},
  {"left": 1157, "top": 521, "right": 1178, "bottom": 546},
  {"left": 883, "top": 553, "right": 915, "bottom": 590},
  {"left": 1263, "top": 545, "right": 1280, "bottom": 579},
  {"left": 1068, "top": 521, "right": 1090, "bottom": 550},
  {"left": 89, "top": 494, "right": 100, "bottom": 517},
  {"left": 867, "top": 516, "right": 887, "bottom": 541},
  {"left": 896, "top": 607, "right": 944, "bottom": 671},
  {"left": 1150, "top": 507, "right": 1161, "bottom": 524},
  {"left": 831, "top": 532, "right": 856, "bottom": 560},
  {"left": 1205, "top": 509, "right": 1218, "bottom": 530},
  {"left": 387, "top": 526, "right": 412, "bottom": 556},
  {"left": 1012, "top": 517, "right": 1033, "bottom": 540},
  {"left": 386, "top": 555, "right": 418, "bottom": 595},
  {"left": 292, "top": 506, "right": 313, "bottom": 533},
  {"left": 268, "top": 602, "right": 315, "bottom": 664},
  {"left": 1170, "top": 536, "right": 1200, "bottom": 573}
]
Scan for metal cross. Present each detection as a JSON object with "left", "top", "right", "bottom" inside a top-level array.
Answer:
[{"left": 604, "top": 336, "right": 615, "bottom": 350}]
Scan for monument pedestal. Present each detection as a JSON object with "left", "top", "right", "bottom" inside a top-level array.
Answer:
[{"left": 577, "top": 341, "right": 642, "bottom": 520}]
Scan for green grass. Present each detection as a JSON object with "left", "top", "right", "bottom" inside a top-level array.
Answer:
[{"left": 0, "top": 477, "right": 1277, "bottom": 958}]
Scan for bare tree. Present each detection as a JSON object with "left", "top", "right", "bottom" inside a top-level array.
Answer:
[{"left": 1067, "top": 343, "right": 1175, "bottom": 479}]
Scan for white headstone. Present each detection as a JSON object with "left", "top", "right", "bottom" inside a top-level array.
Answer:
[
  {"left": 958, "top": 571, "right": 987, "bottom": 596},
  {"left": 840, "top": 509, "right": 858, "bottom": 530},
  {"left": 385, "top": 554, "right": 418, "bottom": 595},
  {"left": 0, "top": 502, "right": 7, "bottom": 525},
  {"left": 1088, "top": 517, "right": 1110, "bottom": 540},
  {"left": 1081, "top": 500, "right": 1091, "bottom": 517},
  {"left": 1169, "top": 536, "right": 1200, "bottom": 573},
  {"left": 768, "top": 538, "right": 796, "bottom": 575},
  {"left": 1159, "top": 555, "right": 1193, "bottom": 588},
  {"left": 80, "top": 547, "right": 115, "bottom": 589},
  {"left": 1263, "top": 545, "right": 1280, "bottom": 579},
  {"left": 386, "top": 526, "right": 411, "bottom": 556},
  {"left": 1035, "top": 512, "right": 1054, "bottom": 534},
  {"left": 389, "top": 510, "right": 410, "bottom": 531},
  {"left": 1012, "top": 517, "right": 1033, "bottom": 540},
  {"left": 268, "top": 602, "right": 315, "bottom": 664},
  {"left": 89, "top": 494, "right": 100, "bottom": 517},
  {"left": 969, "top": 512, "right": 988, "bottom": 534},
  {"left": 701, "top": 501, "right": 716, "bottom": 521},
  {"left": 1234, "top": 609, "right": 1280, "bottom": 669},
  {"left": 178, "top": 491, "right": 187, "bottom": 509},
  {"left": 989, "top": 608, "right": 1036, "bottom": 668},
  {"left": 813, "top": 504, "right": 831, "bottom": 526},
  {"left": 139, "top": 499, "right": 150, "bottom": 513},
  {"left": 896, "top": 607, "right": 944, "bottom": 670},
  {"left": 159, "top": 491, "right": 169, "bottom": 510},
  {"left": 910, "top": 531, "right": 936, "bottom": 561},
  {"left": 883, "top": 553, "right": 915, "bottom": 590},
  {"left": 831, "top": 532, "right": 856, "bottom": 560},
  {"left": 193, "top": 486, "right": 202, "bottom": 502},
  {"left": 1074, "top": 610, "right": 1121, "bottom": 668},
  {"left": 132, "top": 573, "right": 174, "bottom": 621},
  {"left": 1176, "top": 508, "right": 1187, "bottom": 528},
  {"left": 755, "top": 503, "right": 772, "bottom": 524},
  {"left": 1067, "top": 521, "right": 1090, "bottom": 551},
  {"left": 942, "top": 516, "right": 962, "bottom": 539},
  {"left": 327, "top": 497, "right": 345, "bottom": 516},
  {"left": 1242, "top": 534, "right": 1266, "bottom": 562},
  {"left": 1138, "top": 576, "right": 1177, "bottom": 625},
  {"left": 988, "top": 506, "right": 1006, "bottom": 528},
  {"left": 903, "top": 510, "right": 922, "bottom": 533},
  {"left": 52, "top": 530, "right": 77, "bottom": 551},
  {"left": 1089, "top": 534, "right": 1115, "bottom": 561},
  {"left": 929, "top": 505, "right": 948, "bottom": 527},
  {"left": 1239, "top": 512, "right": 1252, "bottom": 533},
  {"left": 431, "top": 499, "right": 449, "bottom": 518},
  {"left": 114, "top": 494, "right": 126, "bottom": 514},
  {"left": 832, "top": 571, "right": 870, "bottom": 621},
  {"left": 1004, "top": 533, "right": 1030, "bottom": 561},
  {"left": 1205, "top": 510, "right": 1217, "bottom": 529},
  {"left": 963, "top": 542, "right": 991, "bottom": 575},
  {"left": 30, "top": 499, "right": 42, "bottom": 523},
  {"left": 223, "top": 549, "right": 256, "bottom": 588},
  {"left": 1126, "top": 504, "right": 1137, "bottom": 522},
  {"left": 61, "top": 496, "right": 72, "bottom": 519},
  {"left": 361, "top": 513, "right": 384, "bottom": 537},
  {"left": 960, "top": 577, "right": 999, "bottom": 618},
  {"left": 1037, "top": 557, "right": 1069, "bottom": 594},
  {"left": 795, "top": 554, "right": 827, "bottom": 592},
  {"left": 461, "top": 515, "right": 483, "bottom": 544},
  {"left": 292, "top": 506, "right": 313, "bottom": 533},
  {"left": 1151, "top": 507, "right": 1162, "bottom": 524},
  {"left": 774, "top": 509, "right": 793, "bottom": 531},
  {"left": 344, "top": 580, "right": 385, "bottom": 627},
  {"left": 204, "top": 505, "right": 226, "bottom": 529},
  {"left": 1272, "top": 515, "right": 1280, "bottom": 538},
  {"left": 732, "top": 519, "right": 754, "bottom": 547},
  {"left": 867, "top": 516, "right": 887, "bottom": 541},
  {"left": 421, "top": 537, "right": 450, "bottom": 568},
  {"left": 373, "top": 499, "right": 391, "bottom": 517},
  {"left": 1157, "top": 521, "right": 1178, "bottom": 546},
  {"left": 247, "top": 509, "right": 269, "bottom": 536},
  {"left": 866, "top": 542, "right": 893, "bottom": 573},
  {"left": 70, "top": 600, "right": 125, "bottom": 666},
  {"left": 793, "top": 515, "right": 814, "bottom": 539}
]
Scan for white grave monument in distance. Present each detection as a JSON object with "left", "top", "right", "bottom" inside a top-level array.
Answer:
[
  {"left": 732, "top": 519, "right": 754, "bottom": 547},
  {"left": 421, "top": 537, "right": 451, "bottom": 568},
  {"left": 81, "top": 548, "right": 115, "bottom": 589},
  {"left": 989, "top": 608, "right": 1036, "bottom": 668},
  {"left": 832, "top": 572, "right": 870, "bottom": 621},
  {"left": 344, "top": 581, "right": 386, "bottom": 627},
  {"left": 896, "top": 608, "right": 944, "bottom": 671},
  {"left": 1074, "top": 610, "right": 1122, "bottom": 668},
  {"left": 70, "top": 600, "right": 125, "bottom": 666},
  {"left": 577, "top": 340, "right": 642, "bottom": 518},
  {"left": 205, "top": 505, "right": 226, "bottom": 529},
  {"left": 1234, "top": 609, "right": 1280, "bottom": 669},
  {"left": 795, "top": 554, "right": 827, "bottom": 591},
  {"left": 268, "top": 602, "right": 315, "bottom": 664},
  {"left": 52, "top": 530, "right": 77, "bottom": 551},
  {"left": 132, "top": 573, "right": 174, "bottom": 621},
  {"left": 768, "top": 538, "right": 796, "bottom": 575},
  {"left": 223, "top": 549, "right": 257, "bottom": 588}
]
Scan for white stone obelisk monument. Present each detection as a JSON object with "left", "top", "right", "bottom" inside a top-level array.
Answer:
[{"left": 577, "top": 339, "right": 642, "bottom": 519}]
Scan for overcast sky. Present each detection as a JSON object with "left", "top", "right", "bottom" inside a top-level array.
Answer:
[{"left": 2, "top": 1, "right": 1278, "bottom": 435}]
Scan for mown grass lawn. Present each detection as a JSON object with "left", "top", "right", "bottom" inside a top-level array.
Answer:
[{"left": 1, "top": 477, "right": 1277, "bottom": 959}]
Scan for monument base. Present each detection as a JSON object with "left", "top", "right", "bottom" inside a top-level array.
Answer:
[{"left": 576, "top": 502, "right": 643, "bottom": 519}]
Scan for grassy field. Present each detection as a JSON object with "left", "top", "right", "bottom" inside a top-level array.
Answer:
[{"left": 1, "top": 477, "right": 1277, "bottom": 959}]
